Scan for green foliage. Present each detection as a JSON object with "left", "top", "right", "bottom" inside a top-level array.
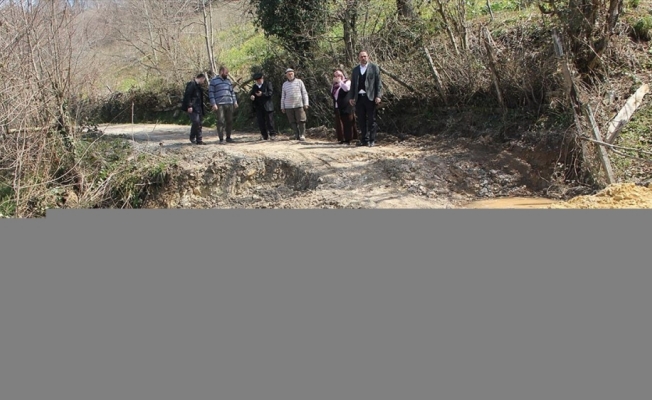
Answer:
[
  {"left": 0, "top": 183, "right": 15, "bottom": 217},
  {"left": 632, "top": 16, "right": 652, "bottom": 41},
  {"left": 217, "top": 27, "right": 271, "bottom": 71},
  {"left": 488, "top": 0, "right": 523, "bottom": 13},
  {"left": 92, "top": 82, "right": 186, "bottom": 125},
  {"left": 617, "top": 101, "right": 652, "bottom": 145},
  {"left": 249, "top": 0, "right": 328, "bottom": 58},
  {"left": 609, "top": 101, "right": 652, "bottom": 179},
  {"left": 117, "top": 77, "right": 139, "bottom": 92},
  {"left": 74, "top": 136, "right": 177, "bottom": 209},
  {"left": 109, "top": 160, "right": 173, "bottom": 209}
]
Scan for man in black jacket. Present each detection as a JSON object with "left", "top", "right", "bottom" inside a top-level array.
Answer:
[
  {"left": 249, "top": 72, "right": 276, "bottom": 140},
  {"left": 347, "top": 51, "right": 383, "bottom": 147},
  {"left": 182, "top": 73, "right": 207, "bottom": 144}
]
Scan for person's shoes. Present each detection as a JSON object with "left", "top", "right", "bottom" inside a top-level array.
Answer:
[
  {"left": 338, "top": 140, "right": 344, "bottom": 144},
  {"left": 190, "top": 140, "right": 196, "bottom": 144},
  {"left": 356, "top": 141, "right": 368, "bottom": 147},
  {"left": 369, "top": 141, "right": 375, "bottom": 147},
  {"left": 226, "top": 137, "right": 234, "bottom": 143},
  {"left": 196, "top": 141, "right": 207, "bottom": 145},
  {"left": 219, "top": 139, "right": 224, "bottom": 144},
  {"left": 299, "top": 136, "right": 306, "bottom": 141},
  {"left": 344, "top": 141, "right": 351, "bottom": 145},
  {"left": 269, "top": 135, "right": 276, "bottom": 141}
]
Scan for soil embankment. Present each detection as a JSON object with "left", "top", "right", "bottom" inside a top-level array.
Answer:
[{"left": 100, "top": 124, "right": 641, "bottom": 209}]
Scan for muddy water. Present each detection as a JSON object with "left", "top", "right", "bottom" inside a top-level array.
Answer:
[{"left": 463, "top": 197, "right": 559, "bottom": 209}]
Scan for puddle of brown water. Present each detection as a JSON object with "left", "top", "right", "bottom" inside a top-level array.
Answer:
[{"left": 463, "top": 197, "right": 559, "bottom": 209}]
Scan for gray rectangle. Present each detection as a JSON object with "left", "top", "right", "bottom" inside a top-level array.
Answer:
[{"left": 1, "top": 210, "right": 650, "bottom": 400}]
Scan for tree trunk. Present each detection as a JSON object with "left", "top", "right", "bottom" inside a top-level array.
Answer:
[
  {"left": 141, "top": 0, "right": 159, "bottom": 63},
  {"left": 200, "top": 0, "right": 216, "bottom": 74},
  {"left": 455, "top": 0, "right": 468, "bottom": 51},
  {"left": 342, "top": 0, "right": 357, "bottom": 65},
  {"left": 433, "top": 0, "right": 460, "bottom": 56}
]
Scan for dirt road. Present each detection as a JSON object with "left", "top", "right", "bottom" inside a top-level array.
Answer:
[{"left": 99, "top": 123, "right": 559, "bottom": 209}]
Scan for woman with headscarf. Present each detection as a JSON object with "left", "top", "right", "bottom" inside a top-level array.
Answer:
[{"left": 331, "top": 69, "right": 357, "bottom": 145}]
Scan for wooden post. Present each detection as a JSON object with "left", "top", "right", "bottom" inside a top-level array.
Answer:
[
  {"left": 552, "top": 30, "right": 611, "bottom": 184},
  {"left": 605, "top": 83, "right": 650, "bottom": 144},
  {"left": 482, "top": 27, "right": 505, "bottom": 110},
  {"left": 584, "top": 104, "right": 615, "bottom": 184},
  {"left": 422, "top": 46, "right": 447, "bottom": 105}
]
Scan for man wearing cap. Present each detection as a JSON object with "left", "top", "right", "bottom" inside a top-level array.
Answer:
[
  {"left": 348, "top": 50, "right": 383, "bottom": 147},
  {"left": 209, "top": 65, "right": 238, "bottom": 144},
  {"left": 249, "top": 72, "right": 276, "bottom": 141},
  {"left": 280, "top": 68, "right": 309, "bottom": 141}
]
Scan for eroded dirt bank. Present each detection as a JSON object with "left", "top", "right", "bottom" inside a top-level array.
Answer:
[
  {"left": 99, "top": 124, "right": 578, "bottom": 209},
  {"left": 549, "top": 183, "right": 652, "bottom": 209}
]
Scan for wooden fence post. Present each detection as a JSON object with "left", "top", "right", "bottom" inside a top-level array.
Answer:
[
  {"left": 552, "top": 30, "right": 615, "bottom": 185},
  {"left": 605, "top": 84, "right": 650, "bottom": 144}
]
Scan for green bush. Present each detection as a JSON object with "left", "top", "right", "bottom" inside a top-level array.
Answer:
[
  {"left": 0, "top": 183, "right": 15, "bottom": 217},
  {"left": 633, "top": 16, "right": 652, "bottom": 41}
]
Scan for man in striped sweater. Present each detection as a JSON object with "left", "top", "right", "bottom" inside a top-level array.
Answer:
[
  {"left": 281, "top": 68, "right": 309, "bottom": 141},
  {"left": 209, "top": 66, "right": 239, "bottom": 144}
]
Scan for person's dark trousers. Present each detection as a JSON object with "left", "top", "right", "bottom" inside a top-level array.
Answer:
[
  {"left": 335, "top": 111, "right": 356, "bottom": 143},
  {"left": 188, "top": 111, "right": 203, "bottom": 143},
  {"left": 356, "top": 94, "right": 377, "bottom": 144},
  {"left": 256, "top": 108, "right": 276, "bottom": 139}
]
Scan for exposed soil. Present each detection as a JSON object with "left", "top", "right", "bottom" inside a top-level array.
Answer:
[
  {"left": 98, "top": 123, "right": 570, "bottom": 209},
  {"left": 464, "top": 197, "right": 560, "bottom": 209},
  {"left": 549, "top": 183, "right": 652, "bottom": 209}
]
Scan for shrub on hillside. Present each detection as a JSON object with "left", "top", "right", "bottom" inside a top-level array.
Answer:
[{"left": 632, "top": 16, "right": 652, "bottom": 41}]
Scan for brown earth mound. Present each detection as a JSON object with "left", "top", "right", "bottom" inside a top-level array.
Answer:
[{"left": 550, "top": 183, "right": 652, "bottom": 209}]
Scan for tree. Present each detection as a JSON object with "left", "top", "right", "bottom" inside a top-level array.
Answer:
[
  {"left": 199, "top": 0, "right": 217, "bottom": 75},
  {"left": 248, "top": 0, "right": 328, "bottom": 63},
  {"left": 334, "top": 0, "right": 359, "bottom": 65},
  {"left": 106, "top": 0, "right": 196, "bottom": 82},
  {"left": 0, "top": 0, "right": 103, "bottom": 216},
  {"left": 539, "top": 0, "right": 624, "bottom": 73},
  {"left": 431, "top": 0, "right": 468, "bottom": 54}
]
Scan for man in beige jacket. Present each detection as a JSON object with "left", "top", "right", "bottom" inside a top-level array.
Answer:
[{"left": 281, "top": 68, "right": 309, "bottom": 141}]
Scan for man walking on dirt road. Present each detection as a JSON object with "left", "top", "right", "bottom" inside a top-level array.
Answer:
[
  {"left": 281, "top": 68, "right": 309, "bottom": 141},
  {"left": 182, "top": 73, "right": 207, "bottom": 145},
  {"left": 209, "top": 66, "right": 239, "bottom": 144},
  {"left": 348, "top": 50, "right": 383, "bottom": 147},
  {"left": 250, "top": 72, "right": 276, "bottom": 140}
]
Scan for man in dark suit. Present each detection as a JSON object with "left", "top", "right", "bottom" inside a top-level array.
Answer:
[
  {"left": 249, "top": 72, "right": 276, "bottom": 141},
  {"left": 348, "top": 50, "right": 383, "bottom": 147},
  {"left": 182, "top": 73, "right": 207, "bottom": 144}
]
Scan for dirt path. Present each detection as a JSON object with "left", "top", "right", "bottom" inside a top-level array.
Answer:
[{"left": 99, "top": 123, "right": 558, "bottom": 209}]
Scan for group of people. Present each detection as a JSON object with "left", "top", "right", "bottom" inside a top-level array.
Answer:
[{"left": 181, "top": 50, "right": 383, "bottom": 147}]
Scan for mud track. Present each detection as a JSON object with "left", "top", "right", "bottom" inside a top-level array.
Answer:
[{"left": 100, "top": 124, "right": 560, "bottom": 209}]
